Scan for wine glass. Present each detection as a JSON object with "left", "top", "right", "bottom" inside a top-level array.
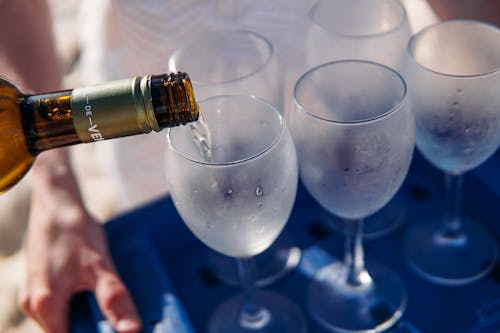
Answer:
[
  {"left": 307, "top": 0, "right": 411, "bottom": 70},
  {"left": 168, "top": 29, "right": 300, "bottom": 287},
  {"left": 168, "top": 29, "right": 282, "bottom": 111},
  {"left": 307, "top": 0, "right": 411, "bottom": 237},
  {"left": 165, "top": 95, "right": 307, "bottom": 333},
  {"left": 289, "top": 60, "right": 414, "bottom": 332},
  {"left": 404, "top": 20, "right": 500, "bottom": 285}
]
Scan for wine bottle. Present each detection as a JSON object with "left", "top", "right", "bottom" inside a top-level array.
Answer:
[{"left": 0, "top": 72, "right": 199, "bottom": 194}]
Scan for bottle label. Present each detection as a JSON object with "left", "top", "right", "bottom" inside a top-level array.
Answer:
[{"left": 71, "top": 77, "right": 151, "bottom": 142}]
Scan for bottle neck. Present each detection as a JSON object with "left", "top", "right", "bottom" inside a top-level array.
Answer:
[
  {"left": 21, "top": 90, "right": 80, "bottom": 154},
  {"left": 70, "top": 76, "right": 155, "bottom": 143},
  {"left": 21, "top": 73, "right": 199, "bottom": 154}
]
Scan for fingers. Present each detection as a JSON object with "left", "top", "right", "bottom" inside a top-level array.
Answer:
[
  {"left": 19, "top": 268, "right": 142, "bottom": 333},
  {"left": 94, "top": 269, "right": 142, "bottom": 333},
  {"left": 21, "top": 198, "right": 141, "bottom": 333},
  {"left": 19, "top": 286, "right": 69, "bottom": 333},
  {"left": 18, "top": 287, "right": 34, "bottom": 321}
]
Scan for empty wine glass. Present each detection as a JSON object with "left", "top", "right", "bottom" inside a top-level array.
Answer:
[
  {"left": 404, "top": 20, "right": 500, "bottom": 285},
  {"left": 307, "top": 0, "right": 411, "bottom": 238},
  {"left": 166, "top": 95, "right": 307, "bottom": 333},
  {"left": 308, "top": 0, "right": 410, "bottom": 70},
  {"left": 169, "top": 29, "right": 282, "bottom": 111},
  {"left": 289, "top": 60, "right": 414, "bottom": 332},
  {"left": 168, "top": 29, "right": 300, "bottom": 286}
]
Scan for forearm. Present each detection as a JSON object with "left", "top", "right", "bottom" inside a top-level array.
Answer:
[
  {"left": 0, "top": 0, "right": 61, "bottom": 92},
  {"left": 0, "top": 0, "right": 83, "bottom": 217},
  {"left": 23, "top": 145, "right": 142, "bottom": 333},
  {"left": 427, "top": 0, "right": 500, "bottom": 24},
  {"left": 31, "top": 149, "right": 87, "bottom": 223}
]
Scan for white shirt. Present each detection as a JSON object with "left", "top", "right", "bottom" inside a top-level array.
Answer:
[{"left": 72, "top": 0, "right": 439, "bottom": 215}]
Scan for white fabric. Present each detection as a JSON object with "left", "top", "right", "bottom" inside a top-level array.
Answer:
[
  {"left": 75, "top": 0, "right": 438, "bottom": 213},
  {"left": 76, "top": 0, "right": 310, "bottom": 212}
]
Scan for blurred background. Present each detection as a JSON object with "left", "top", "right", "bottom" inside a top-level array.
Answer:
[{"left": 0, "top": 0, "right": 496, "bottom": 332}]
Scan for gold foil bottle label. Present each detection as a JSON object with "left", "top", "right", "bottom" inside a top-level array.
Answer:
[{"left": 71, "top": 77, "right": 153, "bottom": 143}]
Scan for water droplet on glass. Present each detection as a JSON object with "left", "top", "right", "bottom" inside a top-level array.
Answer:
[
  {"left": 224, "top": 188, "right": 233, "bottom": 199},
  {"left": 344, "top": 167, "right": 350, "bottom": 172},
  {"left": 457, "top": 89, "right": 463, "bottom": 96},
  {"left": 258, "top": 227, "right": 265, "bottom": 234},
  {"left": 257, "top": 201, "right": 263, "bottom": 208},
  {"left": 255, "top": 186, "right": 263, "bottom": 197},
  {"left": 206, "top": 222, "right": 214, "bottom": 229}
]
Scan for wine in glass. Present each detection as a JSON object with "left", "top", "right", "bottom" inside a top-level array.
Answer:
[
  {"left": 168, "top": 29, "right": 301, "bottom": 287},
  {"left": 166, "top": 95, "right": 307, "bottom": 333},
  {"left": 404, "top": 20, "right": 500, "bottom": 285},
  {"left": 289, "top": 60, "right": 415, "bottom": 332}
]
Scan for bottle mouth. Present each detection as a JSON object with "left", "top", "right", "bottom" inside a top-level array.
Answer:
[
  {"left": 163, "top": 73, "right": 200, "bottom": 124},
  {"left": 148, "top": 73, "right": 200, "bottom": 129},
  {"left": 172, "top": 72, "right": 200, "bottom": 123}
]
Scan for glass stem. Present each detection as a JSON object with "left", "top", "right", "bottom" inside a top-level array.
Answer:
[
  {"left": 437, "top": 173, "right": 466, "bottom": 243},
  {"left": 236, "top": 258, "right": 271, "bottom": 329},
  {"left": 344, "top": 219, "right": 372, "bottom": 287}
]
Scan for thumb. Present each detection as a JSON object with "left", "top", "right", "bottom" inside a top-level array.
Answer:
[
  {"left": 22, "top": 287, "right": 71, "bottom": 333},
  {"left": 94, "top": 268, "right": 142, "bottom": 333}
]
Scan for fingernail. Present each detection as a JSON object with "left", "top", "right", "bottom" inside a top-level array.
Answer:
[{"left": 116, "top": 318, "right": 141, "bottom": 332}]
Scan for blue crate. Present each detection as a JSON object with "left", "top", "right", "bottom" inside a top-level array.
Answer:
[{"left": 70, "top": 151, "right": 500, "bottom": 333}]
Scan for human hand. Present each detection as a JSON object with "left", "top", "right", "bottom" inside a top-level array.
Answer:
[{"left": 19, "top": 150, "right": 142, "bottom": 333}]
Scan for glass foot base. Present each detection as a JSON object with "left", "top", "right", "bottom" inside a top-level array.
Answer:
[
  {"left": 307, "top": 262, "right": 406, "bottom": 333},
  {"left": 405, "top": 218, "right": 498, "bottom": 286},
  {"left": 208, "top": 290, "right": 308, "bottom": 333},
  {"left": 207, "top": 235, "right": 301, "bottom": 287}
]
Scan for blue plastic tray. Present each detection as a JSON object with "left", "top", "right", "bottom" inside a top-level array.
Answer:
[{"left": 70, "top": 151, "right": 500, "bottom": 333}]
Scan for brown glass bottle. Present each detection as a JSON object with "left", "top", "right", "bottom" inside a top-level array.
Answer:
[{"left": 0, "top": 72, "right": 199, "bottom": 194}]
